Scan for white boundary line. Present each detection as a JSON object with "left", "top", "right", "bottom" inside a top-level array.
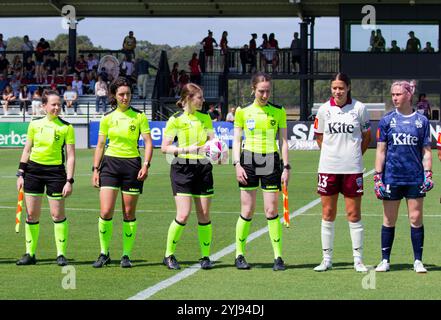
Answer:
[{"left": 128, "top": 169, "right": 376, "bottom": 300}]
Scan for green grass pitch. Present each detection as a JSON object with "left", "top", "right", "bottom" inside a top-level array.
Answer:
[{"left": 0, "top": 148, "right": 440, "bottom": 300}]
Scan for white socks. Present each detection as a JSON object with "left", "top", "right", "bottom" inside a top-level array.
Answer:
[
  {"left": 349, "top": 220, "right": 364, "bottom": 263},
  {"left": 321, "top": 220, "right": 334, "bottom": 261}
]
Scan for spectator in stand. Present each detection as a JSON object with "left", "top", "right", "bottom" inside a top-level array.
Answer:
[
  {"left": 0, "top": 53, "right": 9, "bottom": 77},
  {"left": 61, "top": 55, "right": 73, "bottom": 83},
  {"left": 389, "top": 40, "right": 401, "bottom": 53},
  {"left": 422, "top": 42, "right": 435, "bottom": 53},
  {"left": 188, "top": 52, "right": 202, "bottom": 85},
  {"left": 0, "top": 74, "right": 8, "bottom": 93},
  {"left": 122, "top": 31, "right": 137, "bottom": 59},
  {"left": 63, "top": 84, "right": 79, "bottom": 116},
  {"left": 249, "top": 33, "right": 258, "bottom": 73},
  {"left": 369, "top": 30, "right": 376, "bottom": 51},
  {"left": 71, "top": 74, "right": 83, "bottom": 96},
  {"left": 201, "top": 30, "right": 218, "bottom": 72},
  {"left": 406, "top": 31, "right": 421, "bottom": 53},
  {"left": 135, "top": 56, "right": 157, "bottom": 99},
  {"left": 208, "top": 104, "right": 220, "bottom": 121},
  {"left": 268, "top": 33, "right": 280, "bottom": 72},
  {"left": 22, "top": 35, "right": 34, "bottom": 61},
  {"left": 87, "top": 53, "right": 99, "bottom": 72},
  {"left": 86, "top": 72, "right": 97, "bottom": 95},
  {"left": 74, "top": 55, "right": 88, "bottom": 76},
  {"left": 31, "top": 87, "right": 43, "bottom": 117},
  {"left": 0, "top": 33, "right": 7, "bottom": 52},
  {"left": 19, "top": 85, "right": 31, "bottom": 116},
  {"left": 416, "top": 93, "right": 431, "bottom": 119},
  {"left": 35, "top": 39, "right": 48, "bottom": 84},
  {"left": 95, "top": 75, "right": 108, "bottom": 115},
  {"left": 169, "top": 62, "right": 179, "bottom": 97},
  {"left": 178, "top": 70, "right": 190, "bottom": 95},
  {"left": 240, "top": 44, "right": 251, "bottom": 74},
  {"left": 12, "top": 55, "right": 23, "bottom": 80},
  {"left": 10, "top": 75, "right": 20, "bottom": 98},
  {"left": 23, "top": 56, "right": 35, "bottom": 81},
  {"left": 98, "top": 67, "right": 109, "bottom": 83},
  {"left": 44, "top": 53, "right": 59, "bottom": 84},
  {"left": 290, "top": 32, "right": 302, "bottom": 73},
  {"left": 1, "top": 85, "right": 16, "bottom": 116},
  {"left": 220, "top": 31, "right": 229, "bottom": 71},
  {"left": 373, "top": 29, "right": 386, "bottom": 52},
  {"left": 120, "top": 55, "right": 135, "bottom": 85},
  {"left": 226, "top": 106, "right": 235, "bottom": 122},
  {"left": 259, "top": 34, "right": 269, "bottom": 70}
]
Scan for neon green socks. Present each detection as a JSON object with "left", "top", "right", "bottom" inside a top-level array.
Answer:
[
  {"left": 165, "top": 219, "right": 185, "bottom": 257},
  {"left": 235, "top": 215, "right": 252, "bottom": 257},
  {"left": 198, "top": 222, "right": 212, "bottom": 258},
  {"left": 98, "top": 217, "right": 113, "bottom": 255},
  {"left": 267, "top": 215, "right": 282, "bottom": 259},
  {"left": 54, "top": 218, "right": 68, "bottom": 257},
  {"left": 25, "top": 221, "right": 40, "bottom": 257},
  {"left": 123, "top": 219, "right": 137, "bottom": 258}
]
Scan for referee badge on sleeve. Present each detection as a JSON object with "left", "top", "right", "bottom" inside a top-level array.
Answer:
[{"left": 246, "top": 119, "right": 255, "bottom": 131}]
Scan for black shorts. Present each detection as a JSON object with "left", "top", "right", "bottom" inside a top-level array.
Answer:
[
  {"left": 170, "top": 158, "right": 213, "bottom": 197},
  {"left": 24, "top": 160, "right": 67, "bottom": 199},
  {"left": 383, "top": 184, "right": 425, "bottom": 201},
  {"left": 239, "top": 150, "right": 282, "bottom": 192},
  {"left": 99, "top": 155, "right": 143, "bottom": 194}
]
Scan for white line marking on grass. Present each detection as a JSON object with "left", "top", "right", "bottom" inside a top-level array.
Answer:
[{"left": 127, "top": 169, "right": 375, "bottom": 300}]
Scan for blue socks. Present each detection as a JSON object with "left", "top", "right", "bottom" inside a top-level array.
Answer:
[
  {"left": 381, "top": 225, "right": 395, "bottom": 262},
  {"left": 411, "top": 225, "right": 424, "bottom": 261}
]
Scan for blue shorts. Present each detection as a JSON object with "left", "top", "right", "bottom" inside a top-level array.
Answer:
[{"left": 384, "top": 184, "right": 425, "bottom": 201}]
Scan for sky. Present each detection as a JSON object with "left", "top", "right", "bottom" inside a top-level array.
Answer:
[{"left": 0, "top": 17, "right": 339, "bottom": 49}]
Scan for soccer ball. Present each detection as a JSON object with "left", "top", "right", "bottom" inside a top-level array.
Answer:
[{"left": 205, "top": 138, "right": 228, "bottom": 163}]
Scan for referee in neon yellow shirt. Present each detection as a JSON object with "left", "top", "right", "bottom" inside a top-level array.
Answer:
[
  {"left": 233, "top": 72, "right": 290, "bottom": 271},
  {"left": 161, "top": 83, "right": 215, "bottom": 270},
  {"left": 16, "top": 90, "right": 75, "bottom": 266},
  {"left": 91, "top": 77, "right": 153, "bottom": 268}
]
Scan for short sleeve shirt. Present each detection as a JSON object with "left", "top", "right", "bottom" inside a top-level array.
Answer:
[
  {"left": 27, "top": 116, "right": 75, "bottom": 165},
  {"left": 164, "top": 110, "right": 213, "bottom": 160},
  {"left": 314, "top": 98, "right": 371, "bottom": 174},
  {"left": 99, "top": 107, "right": 150, "bottom": 158},
  {"left": 234, "top": 101, "right": 287, "bottom": 154}
]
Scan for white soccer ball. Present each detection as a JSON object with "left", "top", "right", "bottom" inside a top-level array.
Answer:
[{"left": 205, "top": 138, "right": 228, "bottom": 163}]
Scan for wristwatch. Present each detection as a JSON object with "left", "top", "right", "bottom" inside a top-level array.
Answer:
[
  {"left": 16, "top": 170, "right": 25, "bottom": 177},
  {"left": 67, "top": 178, "right": 75, "bottom": 184},
  {"left": 233, "top": 160, "right": 240, "bottom": 167},
  {"left": 92, "top": 166, "right": 99, "bottom": 172},
  {"left": 283, "top": 164, "right": 292, "bottom": 170},
  {"left": 143, "top": 161, "right": 151, "bottom": 168}
]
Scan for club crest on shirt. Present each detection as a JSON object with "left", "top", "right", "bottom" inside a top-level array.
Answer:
[
  {"left": 246, "top": 119, "right": 255, "bottom": 131},
  {"left": 129, "top": 125, "right": 136, "bottom": 132},
  {"left": 349, "top": 111, "right": 358, "bottom": 120},
  {"left": 356, "top": 177, "right": 363, "bottom": 193},
  {"left": 415, "top": 119, "right": 422, "bottom": 128}
]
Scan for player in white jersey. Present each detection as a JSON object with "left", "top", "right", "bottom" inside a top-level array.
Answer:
[{"left": 313, "top": 73, "right": 371, "bottom": 272}]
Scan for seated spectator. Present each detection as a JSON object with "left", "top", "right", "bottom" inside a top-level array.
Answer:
[
  {"left": 1, "top": 85, "right": 16, "bottom": 116},
  {"left": 31, "top": 87, "right": 43, "bottom": 117},
  {"left": 226, "top": 106, "right": 235, "bottom": 122},
  {"left": 19, "top": 85, "right": 31, "bottom": 116},
  {"left": 71, "top": 74, "right": 83, "bottom": 95},
  {"left": 44, "top": 53, "right": 59, "bottom": 84},
  {"left": 9, "top": 76, "right": 21, "bottom": 97},
  {"left": 389, "top": 40, "right": 401, "bottom": 53},
  {"left": 0, "top": 53, "right": 9, "bottom": 77},
  {"left": 208, "top": 104, "right": 220, "bottom": 121},
  {"left": 35, "top": 39, "right": 47, "bottom": 83},
  {"left": 61, "top": 55, "right": 73, "bottom": 82},
  {"left": 86, "top": 71, "right": 97, "bottom": 94},
  {"left": 0, "top": 74, "right": 8, "bottom": 93},
  {"left": 188, "top": 53, "right": 201, "bottom": 85},
  {"left": 95, "top": 75, "right": 108, "bottom": 115},
  {"left": 422, "top": 42, "right": 435, "bottom": 53},
  {"left": 416, "top": 93, "right": 431, "bottom": 119},
  {"left": 74, "top": 55, "right": 88, "bottom": 75},
  {"left": 23, "top": 56, "right": 35, "bottom": 81},
  {"left": 87, "top": 53, "right": 99, "bottom": 72},
  {"left": 63, "top": 84, "right": 79, "bottom": 116},
  {"left": 12, "top": 55, "right": 23, "bottom": 80}
]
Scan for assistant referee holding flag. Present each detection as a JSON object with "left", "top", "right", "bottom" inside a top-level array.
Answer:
[
  {"left": 92, "top": 77, "right": 153, "bottom": 268},
  {"left": 16, "top": 90, "right": 75, "bottom": 266}
]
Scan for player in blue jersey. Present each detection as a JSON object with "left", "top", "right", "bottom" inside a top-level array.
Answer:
[{"left": 374, "top": 80, "right": 433, "bottom": 273}]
